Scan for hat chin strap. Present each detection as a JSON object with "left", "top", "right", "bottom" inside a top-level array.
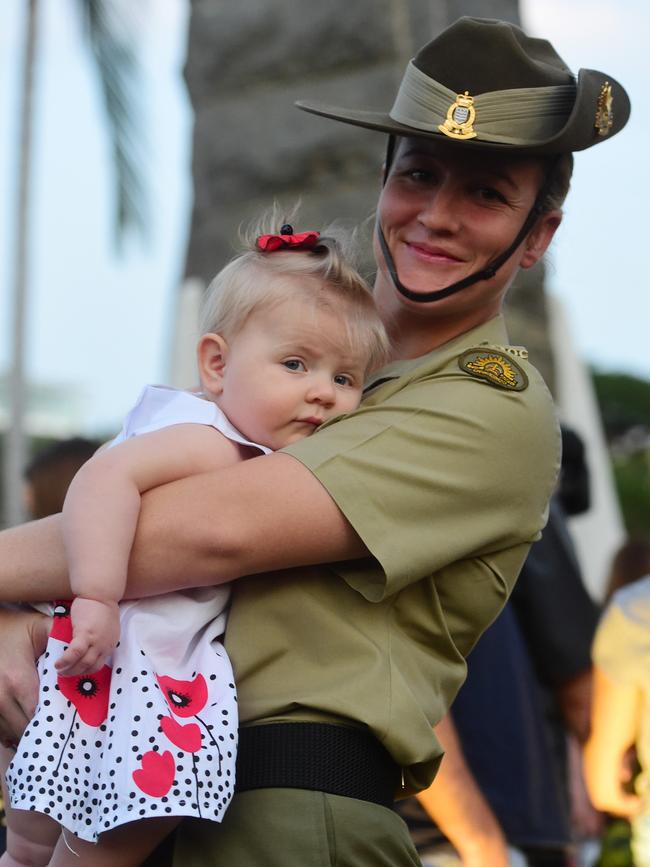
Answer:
[
  {"left": 377, "top": 140, "right": 557, "bottom": 304},
  {"left": 376, "top": 199, "right": 544, "bottom": 303}
]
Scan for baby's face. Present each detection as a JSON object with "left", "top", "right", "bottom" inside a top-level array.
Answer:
[{"left": 209, "top": 296, "right": 367, "bottom": 450}]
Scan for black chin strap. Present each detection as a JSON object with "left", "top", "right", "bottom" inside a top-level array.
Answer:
[{"left": 378, "top": 137, "right": 558, "bottom": 304}]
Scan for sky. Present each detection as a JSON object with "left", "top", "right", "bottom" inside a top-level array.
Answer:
[
  {"left": 0, "top": 0, "right": 192, "bottom": 434},
  {"left": 0, "top": 0, "right": 648, "bottom": 436},
  {"left": 522, "top": 0, "right": 649, "bottom": 378}
]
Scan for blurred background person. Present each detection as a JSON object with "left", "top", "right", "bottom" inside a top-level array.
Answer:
[
  {"left": 585, "top": 541, "right": 650, "bottom": 867},
  {"left": 602, "top": 541, "right": 650, "bottom": 602},
  {"left": 22, "top": 437, "right": 100, "bottom": 520}
]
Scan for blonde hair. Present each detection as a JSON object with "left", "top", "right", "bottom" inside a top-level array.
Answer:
[{"left": 200, "top": 213, "right": 390, "bottom": 373}]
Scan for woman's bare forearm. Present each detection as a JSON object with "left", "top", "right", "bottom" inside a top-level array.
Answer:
[
  {"left": 0, "top": 478, "right": 235, "bottom": 604},
  {"left": 0, "top": 515, "right": 71, "bottom": 602},
  {"left": 0, "top": 453, "right": 365, "bottom": 604},
  {"left": 125, "top": 452, "right": 366, "bottom": 597}
]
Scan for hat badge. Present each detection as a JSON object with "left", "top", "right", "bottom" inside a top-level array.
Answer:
[
  {"left": 439, "top": 91, "right": 477, "bottom": 140},
  {"left": 594, "top": 81, "right": 614, "bottom": 136}
]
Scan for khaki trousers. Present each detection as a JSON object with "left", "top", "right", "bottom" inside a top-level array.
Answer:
[{"left": 172, "top": 789, "right": 422, "bottom": 866}]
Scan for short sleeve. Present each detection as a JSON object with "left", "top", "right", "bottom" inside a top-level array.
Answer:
[
  {"left": 283, "top": 365, "right": 560, "bottom": 601},
  {"left": 593, "top": 578, "right": 650, "bottom": 686}
]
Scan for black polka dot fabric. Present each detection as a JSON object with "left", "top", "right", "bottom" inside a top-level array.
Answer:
[{"left": 6, "top": 592, "right": 238, "bottom": 842}]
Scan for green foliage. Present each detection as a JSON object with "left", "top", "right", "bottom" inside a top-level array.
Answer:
[
  {"left": 78, "top": 0, "right": 148, "bottom": 245},
  {"left": 591, "top": 369, "right": 650, "bottom": 539},
  {"left": 596, "top": 818, "right": 633, "bottom": 867},
  {"left": 592, "top": 370, "right": 650, "bottom": 438},
  {"left": 613, "top": 451, "right": 650, "bottom": 541}
]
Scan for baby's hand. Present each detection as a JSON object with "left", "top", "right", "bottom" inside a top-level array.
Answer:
[{"left": 54, "top": 597, "right": 120, "bottom": 676}]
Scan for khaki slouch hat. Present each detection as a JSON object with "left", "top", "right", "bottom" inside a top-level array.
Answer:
[{"left": 296, "top": 16, "right": 630, "bottom": 155}]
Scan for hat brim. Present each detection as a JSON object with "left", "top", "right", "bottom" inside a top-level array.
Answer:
[{"left": 296, "top": 69, "right": 630, "bottom": 156}]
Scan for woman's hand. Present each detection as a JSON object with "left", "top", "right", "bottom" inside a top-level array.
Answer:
[{"left": 0, "top": 607, "right": 50, "bottom": 746}]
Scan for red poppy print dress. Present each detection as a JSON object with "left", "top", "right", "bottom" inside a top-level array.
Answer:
[{"left": 6, "top": 386, "right": 271, "bottom": 842}]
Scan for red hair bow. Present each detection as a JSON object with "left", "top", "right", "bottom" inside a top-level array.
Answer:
[{"left": 256, "top": 225, "right": 321, "bottom": 252}]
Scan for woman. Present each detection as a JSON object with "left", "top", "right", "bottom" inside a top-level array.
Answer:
[{"left": 0, "top": 17, "right": 629, "bottom": 867}]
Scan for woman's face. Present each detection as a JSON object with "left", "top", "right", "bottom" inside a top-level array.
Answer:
[{"left": 374, "top": 137, "right": 561, "bottom": 331}]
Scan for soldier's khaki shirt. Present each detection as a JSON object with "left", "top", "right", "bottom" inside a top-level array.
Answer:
[{"left": 224, "top": 315, "right": 560, "bottom": 793}]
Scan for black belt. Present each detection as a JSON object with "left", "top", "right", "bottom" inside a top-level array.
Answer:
[{"left": 235, "top": 722, "right": 400, "bottom": 808}]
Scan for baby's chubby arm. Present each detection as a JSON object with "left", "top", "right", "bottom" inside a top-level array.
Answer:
[{"left": 55, "top": 423, "right": 247, "bottom": 675}]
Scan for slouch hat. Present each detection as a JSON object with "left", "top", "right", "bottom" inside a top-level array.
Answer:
[{"left": 296, "top": 16, "right": 630, "bottom": 154}]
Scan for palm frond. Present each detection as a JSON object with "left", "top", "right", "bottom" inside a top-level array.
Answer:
[{"left": 77, "top": 0, "right": 148, "bottom": 246}]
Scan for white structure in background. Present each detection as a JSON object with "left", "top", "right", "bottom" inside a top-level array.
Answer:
[
  {"left": 167, "top": 277, "right": 204, "bottom": 391},
  {"left": 0, "top": 375, "right": 87, "bottom": 439},
  {"left": 548, "top": 294, "right": 625, "bottom": 599}
]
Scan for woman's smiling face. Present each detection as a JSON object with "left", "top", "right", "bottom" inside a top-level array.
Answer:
[{"left": 373, "top": 137, "right": 561, "bottom": 334}]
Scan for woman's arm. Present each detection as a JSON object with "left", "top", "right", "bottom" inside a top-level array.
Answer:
[
  {"left": 1, "top": 351, "right": 555, "bottom": 603},
  {"left": 0, "top": 451, "right": 367, "bottom": 604},
  {"left": 583, "top": 665, "right": 642, "bottom": 817},
  {"left": 0, "top": 516, "right": 68, "bottom": 602},
  {"left": 126, "top": 451, "right": 369, "bottom": 595}
]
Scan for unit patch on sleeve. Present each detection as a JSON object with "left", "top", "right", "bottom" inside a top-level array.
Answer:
[{"left": 458, "top": 349, "right": 529, "bottom": 391}]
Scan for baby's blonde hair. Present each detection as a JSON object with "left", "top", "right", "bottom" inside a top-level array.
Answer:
[{"left": 199, "top": 213, "right": 390, "bottom": 374}]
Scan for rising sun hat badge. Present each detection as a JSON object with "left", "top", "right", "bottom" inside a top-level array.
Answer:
[
  {"left": 594, "top": 81, "right": 614, "bottom": 137},
  {"left": 458, "top": 350, "right": 529, "bottom": 391}
]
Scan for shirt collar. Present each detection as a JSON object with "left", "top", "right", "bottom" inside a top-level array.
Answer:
[{"left": 364, "top": 314, "right": 510, "bottom": 393}]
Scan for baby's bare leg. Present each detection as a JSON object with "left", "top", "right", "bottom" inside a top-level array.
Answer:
[
  {"left": 48, "top": 817, "right": 179, "bottom": 867},
  {"left": 0, "top": 746, "right": 60, "bottom": 866}
]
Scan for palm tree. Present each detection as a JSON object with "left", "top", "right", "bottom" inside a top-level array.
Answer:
[{"left": 79, "top": 0, "right": 147, "bottom": 242}]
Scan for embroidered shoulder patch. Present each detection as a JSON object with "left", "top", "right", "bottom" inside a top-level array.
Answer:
[{"left": 458, "top": 349, "right": 528, "bottom": 391}]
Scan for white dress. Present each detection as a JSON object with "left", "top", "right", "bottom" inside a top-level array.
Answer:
[{"left": 6, "top": 386, "right": 270, "bottom": 842}]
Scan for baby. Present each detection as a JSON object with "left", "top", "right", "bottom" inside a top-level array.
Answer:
[{"left": 2, "top": 219, "right": 389, "bottom": 867}]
